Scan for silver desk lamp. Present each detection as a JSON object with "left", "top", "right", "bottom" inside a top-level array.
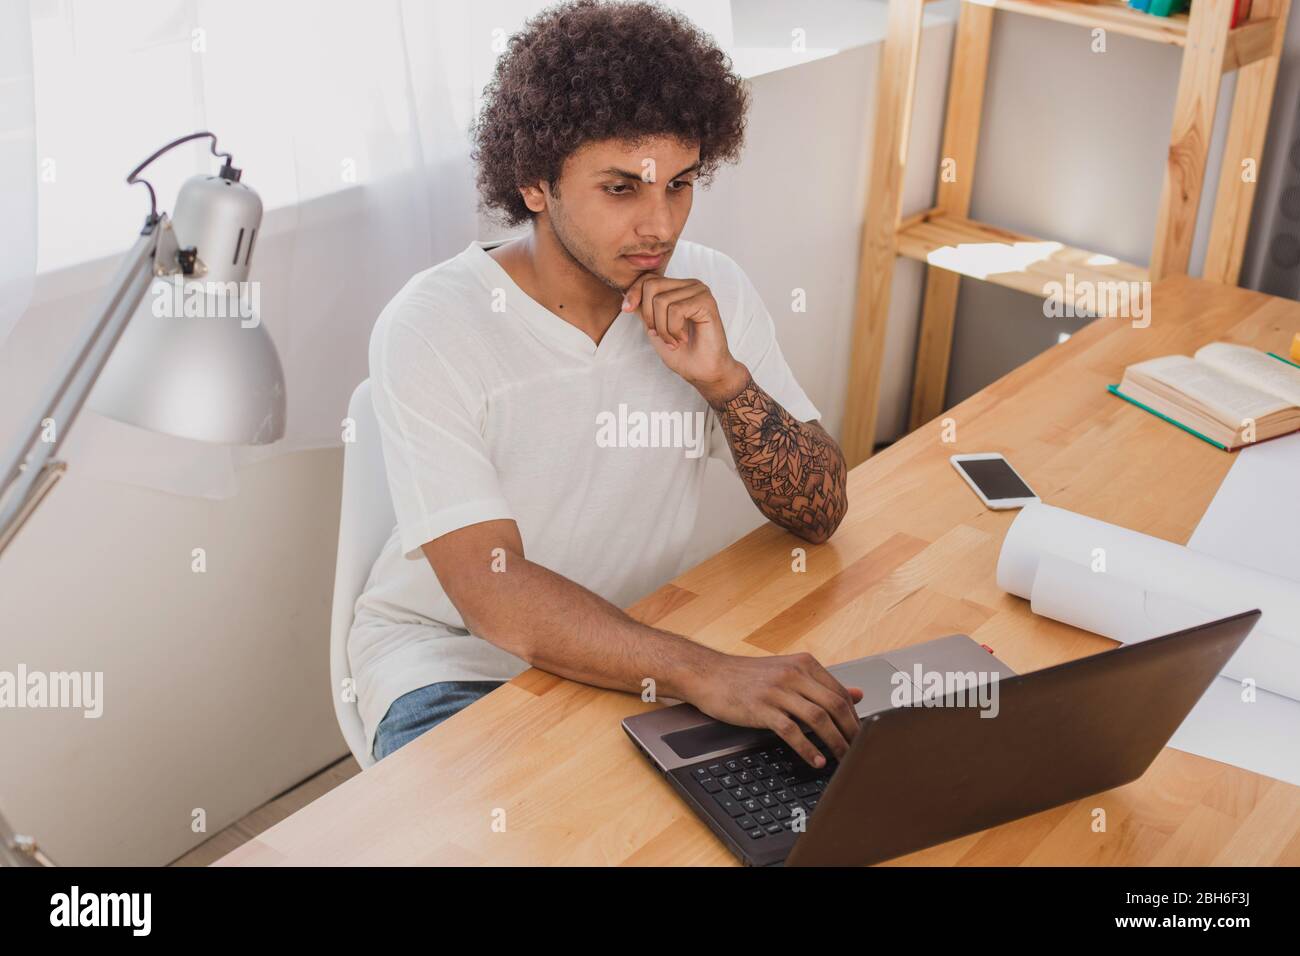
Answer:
[{"left": 0, "top": 132, "right": 286, "bottom": 865}]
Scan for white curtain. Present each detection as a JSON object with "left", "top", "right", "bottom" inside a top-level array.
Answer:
[
  {"left": 0, "top": 0, "right": 532, "bottom": 497},
  {"left": 0, "top": 0, "right": 36, "bottom": 349}
]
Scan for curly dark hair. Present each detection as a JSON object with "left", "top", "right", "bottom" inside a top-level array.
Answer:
[{"left": 470, "top": 0, "right": 750, "bottom": 227}]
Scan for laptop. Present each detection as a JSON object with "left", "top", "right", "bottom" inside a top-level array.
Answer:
[{"left": 621, "top": 609, "right": 1262, "bottom": 866}]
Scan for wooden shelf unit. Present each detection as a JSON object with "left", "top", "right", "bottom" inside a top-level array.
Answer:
[{"left": 842, "top": 0, "right": 1290, "bottom": 465}]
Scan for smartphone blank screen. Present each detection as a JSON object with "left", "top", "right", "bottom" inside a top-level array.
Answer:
[{"left": 956, "top": 457, "right": 1034, "bottom": 501}]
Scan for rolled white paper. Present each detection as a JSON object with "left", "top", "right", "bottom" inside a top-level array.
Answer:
[
  {"left": 1028, "top": 554, "right": 1213, "bottom": 644},
  {"left": 998, "top": 503, "right": 1300, "bottom": 702}
]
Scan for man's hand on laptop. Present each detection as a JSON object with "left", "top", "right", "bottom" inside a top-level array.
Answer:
[{"left": 685, "top": 651, "right": 863, "bottom": 769}]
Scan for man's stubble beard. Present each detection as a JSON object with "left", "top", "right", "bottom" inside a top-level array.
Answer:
[{"left": 546, "top": 199, "right": 634, "bottom": 295}]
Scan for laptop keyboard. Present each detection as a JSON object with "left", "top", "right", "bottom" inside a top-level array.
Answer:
[{"left": 685, "top": 744, "right": 837, "bottom": 841}]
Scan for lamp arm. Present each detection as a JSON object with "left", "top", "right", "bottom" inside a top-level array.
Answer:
[
  {"left": 1, "top": 805, "right": 54, "bottom": 867},
  {"left": 0, "top": 219, "right": 162, "bottom": 559}
]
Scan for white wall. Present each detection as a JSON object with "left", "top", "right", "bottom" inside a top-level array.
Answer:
[{"left": 0, "top": 439, "right": 344, "bottom": 866}]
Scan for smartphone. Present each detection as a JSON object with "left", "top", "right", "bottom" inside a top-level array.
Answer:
[{"left": 949, "top": 453, "right": 1040, "bottom": 510}]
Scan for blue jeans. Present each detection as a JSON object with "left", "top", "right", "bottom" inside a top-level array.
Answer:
[{"left": 371, "top": 680, "right": 504, "bottom": 762}]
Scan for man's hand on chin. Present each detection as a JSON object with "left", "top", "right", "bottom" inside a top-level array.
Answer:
[{"left": 621, "top": 273, "right": 749, "bottom": 406}]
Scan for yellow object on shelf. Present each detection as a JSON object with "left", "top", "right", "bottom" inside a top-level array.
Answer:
[{"left": 1291, "top": 332, "right": 1300, "bottom": 364}]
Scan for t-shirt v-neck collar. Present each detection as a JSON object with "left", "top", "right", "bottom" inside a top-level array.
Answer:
[{"left": 467, "top": 239, "right": 632, "bottom": 360}]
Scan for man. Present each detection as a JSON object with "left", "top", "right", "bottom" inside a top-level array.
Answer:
[{"left": 351, "top": 0, "right": 855, "bottom": 769}]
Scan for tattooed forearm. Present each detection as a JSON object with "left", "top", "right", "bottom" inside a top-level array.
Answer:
[{"left": 708, "top": 371, "right": 848, "bottom": 544}]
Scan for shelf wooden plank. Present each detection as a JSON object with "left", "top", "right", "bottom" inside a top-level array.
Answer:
[
  {"left": 910, "top": 2, "right": 995, "bottom": 430},
  {"left": 969, "top": 0, "right": 1277, "bottom": 71},
  {"left": 896, "top": 213, "right": 1149, "bottom": 316},
  {"left": 1151, "top": 0, "right": 1235, "bottom": 279},
  {"left": 967, "top": 0, "right": 1192, "bottom": 45},
  {"left": 842, "top": 0, "right": 928, "bottom": 465},
  {"left": 1206, "top": 0, "right": 1292, "bottom": 282}
]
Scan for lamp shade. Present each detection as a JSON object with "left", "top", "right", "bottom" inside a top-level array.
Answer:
[
  {"left": 88, "top": 277, "right": 286, "bottom": 444},
  {"left": 88, "top": 171, "right": 286, "bottom": 445}
]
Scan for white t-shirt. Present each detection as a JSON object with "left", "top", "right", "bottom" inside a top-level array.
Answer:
[{"left": 349, "top": 238, "right": 820, "bottom": 752}]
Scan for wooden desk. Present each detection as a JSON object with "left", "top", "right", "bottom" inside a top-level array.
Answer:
[{"left": 219, "top": 275, "right": 1300, "bottom": 866}]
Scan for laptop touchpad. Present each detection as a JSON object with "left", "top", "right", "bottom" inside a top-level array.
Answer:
[
  {"left": 662, "top": 721, "right": 772, "bottom": 760},
  {"left": 827, "top": 657, "right": 910, "bottom": 718}
]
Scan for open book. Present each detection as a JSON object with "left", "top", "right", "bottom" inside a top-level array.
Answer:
[{"left": 1111, "top": 343, "right": 1300, "bottom": 450}]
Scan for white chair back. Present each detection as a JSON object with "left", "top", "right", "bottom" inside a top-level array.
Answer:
[{"left": 329, "top": 379, "right": 394, "bottom": 768}]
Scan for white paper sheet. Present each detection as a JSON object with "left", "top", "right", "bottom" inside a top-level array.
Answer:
[
  {"left": 1189, "top": 432, "right": 1300, "bottom": 576},
  {"left": 1179, "top": 434, "right": 1300, "bottom": 785},
  {"left": 1167, "top": 677, "right": 1300, "bottom": 787}
]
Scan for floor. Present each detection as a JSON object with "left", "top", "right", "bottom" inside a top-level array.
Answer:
[{"left": 169, "top": 755, "right": 362, "bottom": 866}]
